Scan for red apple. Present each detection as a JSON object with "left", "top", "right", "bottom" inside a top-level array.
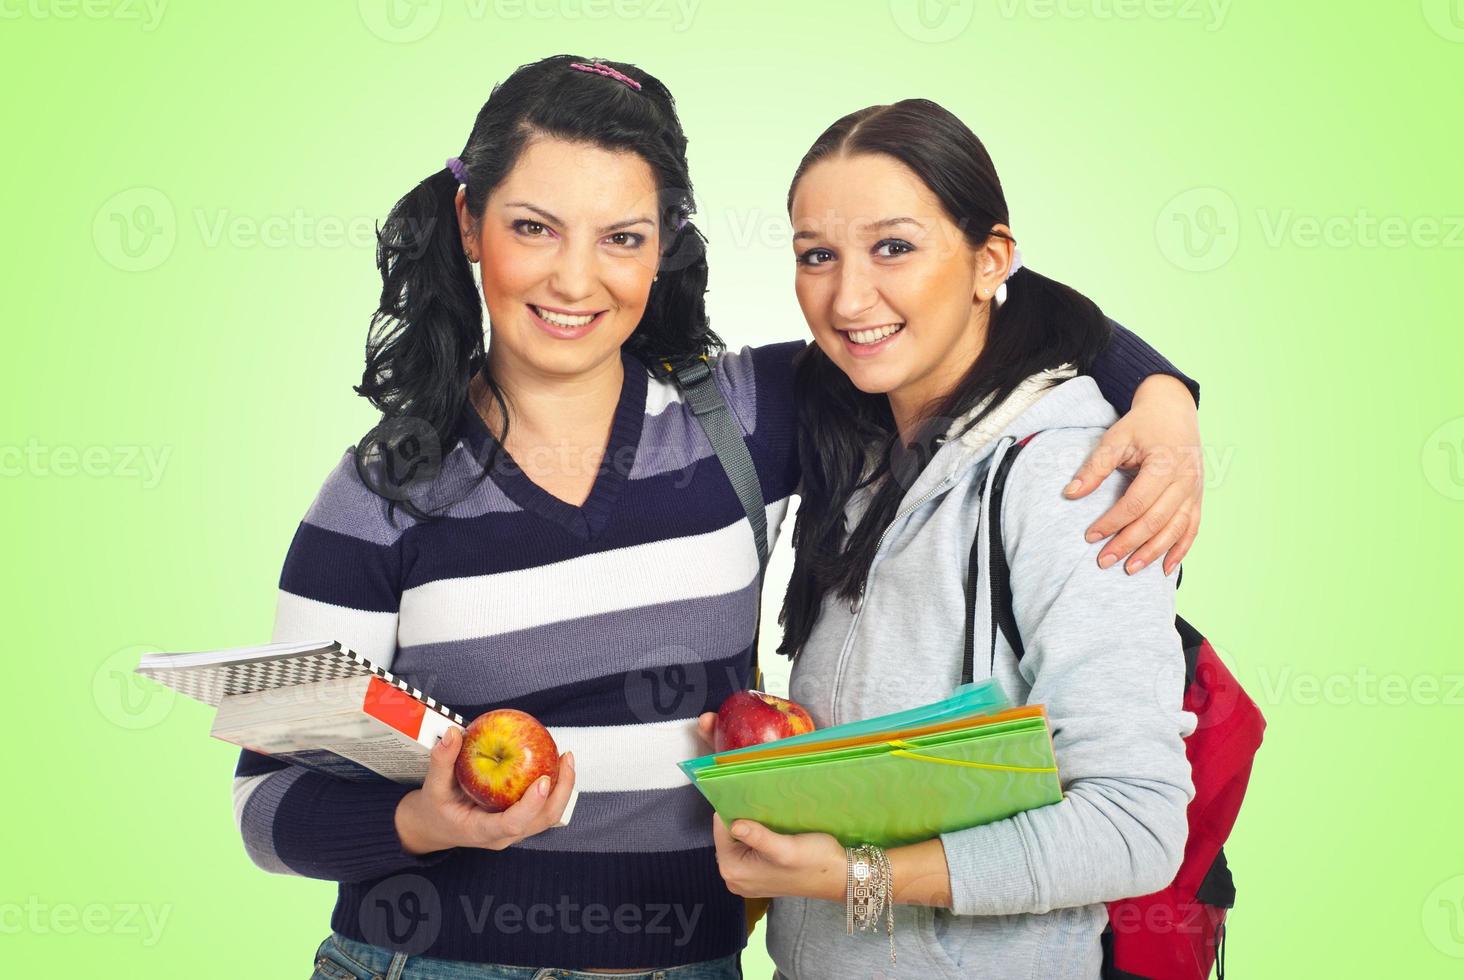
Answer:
[
  {"left": 454, "top": 708, "right": 560, "bottom": 811},
  {"left": 714, "top": 691, "right": 815, "bottom": 752}
]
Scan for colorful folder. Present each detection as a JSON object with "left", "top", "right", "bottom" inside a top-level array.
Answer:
[{"left": 679, "top": 680, "right": 1064, "bottom": 848}]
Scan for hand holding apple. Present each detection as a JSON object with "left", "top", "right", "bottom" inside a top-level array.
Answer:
[
  {"left": 454, "top": 708, "right": 561, "bottom": 811},
  {"left": 394, "top": 715, "right": 575, "bottom": 856},
  {"left": 710, "top": 691, "right": 815, "bottom": 752}
]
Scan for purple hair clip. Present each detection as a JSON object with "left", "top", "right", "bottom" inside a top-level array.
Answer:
[
  {"left": 568, "top": 61, "right": 642, "bottom": 91},
  {"left": 445, "top": 156, "right": 468, "bottom": 185}
]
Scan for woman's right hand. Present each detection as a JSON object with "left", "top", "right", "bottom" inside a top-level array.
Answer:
[{"left": 394, "top": 726, "right": 576, "bottom": 855}]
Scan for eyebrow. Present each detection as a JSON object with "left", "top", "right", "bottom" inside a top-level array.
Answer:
[
  {"left": 505, "top": 201, "right": 655, "bottom": 235},
  {"left": 792, "top": 216, "right": 928, "bottom": 242}
]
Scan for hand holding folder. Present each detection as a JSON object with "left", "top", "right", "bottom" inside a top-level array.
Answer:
[{"left": 680, "top": 680, "right": 1064, "bottom": 848}]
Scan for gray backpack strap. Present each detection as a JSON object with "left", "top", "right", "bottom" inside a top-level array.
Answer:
[{"left": 663, "top": 356, "right": 769, "bottom": 690}]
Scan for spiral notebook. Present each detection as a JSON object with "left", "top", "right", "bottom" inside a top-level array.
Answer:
[{"left": 135, "top": 641, "right": 465, "bottom": 786}]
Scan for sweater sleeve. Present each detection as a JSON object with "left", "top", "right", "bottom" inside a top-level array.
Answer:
[
  {"left": 937, "top": 429, "right": 1197, "bottom": 916},
  {"left": 1088, "top": 318, "right": 1200, "bottom": 414},
  {"left": 232, "top": 453, "right": 455, "bottom": 884}
]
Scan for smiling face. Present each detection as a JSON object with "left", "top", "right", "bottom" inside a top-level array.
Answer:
[
  {"left": 458, "top": 136, "right": 660, "bottom": 383},
  {"left": 790, "top": 152, "right": 1012, "bottom": 431}
]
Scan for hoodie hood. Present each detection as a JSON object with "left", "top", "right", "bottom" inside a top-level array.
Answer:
[{"left": 872, "top": 367, "right": 1120, "bottom": 518}]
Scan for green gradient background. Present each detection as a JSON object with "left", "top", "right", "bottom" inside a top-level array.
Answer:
[{"left": 3, "top": 2, "right": 1461, "bottom": 976}]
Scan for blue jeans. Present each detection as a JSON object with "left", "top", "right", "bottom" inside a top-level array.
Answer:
[{"left": 310, "top": 931, "right": 742, "bottom": 980}]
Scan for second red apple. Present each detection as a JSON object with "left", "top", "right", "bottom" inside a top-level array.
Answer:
[{"left": 714, "top": 691, "right": 815, "bottom": 752}]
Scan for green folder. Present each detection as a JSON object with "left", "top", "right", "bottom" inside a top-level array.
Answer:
[{"left": 680, "top": 688, "right": 1064, "bottom": 848}]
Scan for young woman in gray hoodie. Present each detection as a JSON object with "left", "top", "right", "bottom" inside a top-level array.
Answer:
[{"left": 705, "top": 100, "right": 1200, "bottom": 979}]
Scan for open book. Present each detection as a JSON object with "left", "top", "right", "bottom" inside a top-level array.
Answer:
[{"left": 136, "top": 641, "right": 577, "bottom": 824}]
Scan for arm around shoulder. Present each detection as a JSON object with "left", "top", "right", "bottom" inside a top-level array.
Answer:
[{"left": 938, "top": 428, "right": 1197, "bottom": 916}]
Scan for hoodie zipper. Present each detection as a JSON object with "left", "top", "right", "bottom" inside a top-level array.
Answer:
[{"left": 826, "top": 474, "right": 957, "bottom": 725}]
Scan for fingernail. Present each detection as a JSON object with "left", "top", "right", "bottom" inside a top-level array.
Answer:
[
  {"left": 538, "top": 776, "right": 551, "bottom": 797},
  {"left": 1064, "top": 479, "right": 1082, "bottom": 497},
  {"left": 1098, "top": 553, "right": 1118, "bottom": 569},
  {"left": 1127, "top": 559, "right": 1146, "bottom": 574},
  {"left": 1085, "top": 529, "right": 1103, "bottom": 543},
  {"left": 564, "top": 752, "right": 575, "bottom": 771},
  {"left": 731, "top": 822, "right": 748, "bottom": 838}
]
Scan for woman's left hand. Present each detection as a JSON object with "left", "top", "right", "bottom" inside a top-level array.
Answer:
[
  {"left": 1065, "top": 374, "right": 1204, "bottom": 576},
  {"left": 711, "top": 816, "right": 846, "bottom": 902}
]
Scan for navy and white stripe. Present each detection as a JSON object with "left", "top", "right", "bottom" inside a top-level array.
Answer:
[{"left": 233, "top": 342, "right": 801, "bottom": 969}]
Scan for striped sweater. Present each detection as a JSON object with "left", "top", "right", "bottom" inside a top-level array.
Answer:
[{"left": 232, "top": 327, "right": 1193, "bottom": 968}]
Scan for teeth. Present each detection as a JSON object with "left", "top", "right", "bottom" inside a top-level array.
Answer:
[
  {"left": 534, "top": 306, "right": 595, "bottom": 328},
  {"left": 847, "top": 323, "right": 903, "bottom": 345}
]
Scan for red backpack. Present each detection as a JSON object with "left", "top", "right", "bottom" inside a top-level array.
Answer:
[{"left": 963, "top": 434, "right": 1266, "bottom": 980}]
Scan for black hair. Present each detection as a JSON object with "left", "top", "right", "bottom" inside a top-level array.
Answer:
[
  {"left": 353, "top": 55, "right": 722, "bottom": 519},
  {"left": 777, "top": 98, "right": 1112, "bottom": 659}
]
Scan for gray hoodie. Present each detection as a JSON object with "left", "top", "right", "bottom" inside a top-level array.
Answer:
[{"left": 767, "top": 372, "right": 1198, "bottom": 980}]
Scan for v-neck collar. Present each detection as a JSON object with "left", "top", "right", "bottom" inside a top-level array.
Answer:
[{"left": 456, "top": 350, "right": 648, "bottom": 540}]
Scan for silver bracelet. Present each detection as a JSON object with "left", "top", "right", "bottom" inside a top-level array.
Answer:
[{"left": 844, "top": 843, "right": 896, "bottom": 964}]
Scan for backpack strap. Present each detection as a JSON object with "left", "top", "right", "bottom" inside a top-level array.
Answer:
[
  {"left": 662, "top": 355, "right": 769, "bottom": 691},
  {"left": 963, "top": 432, "right": 1193, "bottom": 687},
  {"left": 961, "top": 435, "right": 1037, "bottom": 686}
]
